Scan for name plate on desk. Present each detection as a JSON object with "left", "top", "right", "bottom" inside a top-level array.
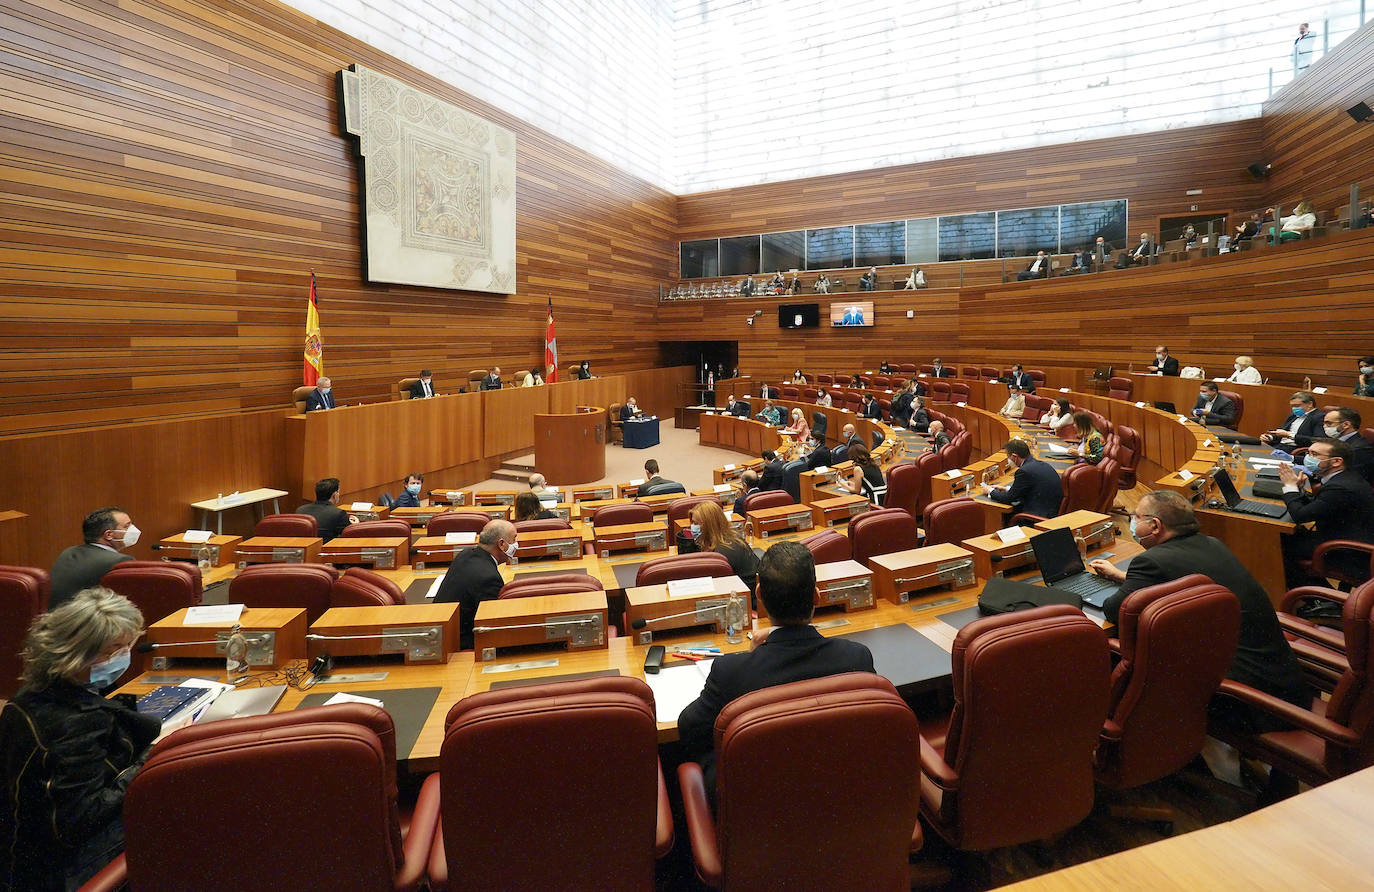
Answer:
[
  {"left": 964, "top": 530, "right": 1043, "bottom": 579},
  {"left": 813, "top": 560, "right": 875, "bottom": 612},
  {"left": 472, "top": 592, "right": 609, "bottom": 661},
  {"left": 625, "top": 576, "right": 748, "bottom": 644},
  {"left": 810, "top": 495, "right": 871, "bottom": 527},
  {"left": 869, "top": 545, "right": 976, "bottom": 604}
]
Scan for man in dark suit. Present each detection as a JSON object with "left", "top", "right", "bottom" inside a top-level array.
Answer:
[
  {"left": 860, "top": 394, "right": 882, "bottom": 420},
  {"left": 802, "top": 436, "right": 833, "bottom": 471},
  {"left": 1260, "top": 391, "right": 1323, "bottom": 453},
  {"left": 1065, "top": 246, "right": 1092, "bottom": 273},
  {"left": 1279, "top": 439, "right": 1374, "bottom": 588},
  {"left": 619, "top": 397, "right": 643, "bottom": 422},
  {"left": 304, "top": 376, "right": 336, "bottom": 411},
  {"left": 297, "top": 477, "right": 352, "bottom": 541},
  {"left": 1191, "top": 382, "right": 1237, "bottom": 428},
  {"left": 408, "top": 369, "right": 436, "bottom": 399},
  {"left": 1088, "top": 491, "right": 1309, "bottom": 714},
  {"left": 49, "top": 507, "right": 138, "bottom": 609},
  {"left": 1146, "top": 346, "right": 1179, "bottom": 377},
  {"left": 1016, "top": 251, "right": 1049, "bottom": 281},
  {"left": 677, "top": 542, "right": 875, "bottom": 790},
  {"left": 758, "top": 451, "right": 786, "bottom": 491},
  {"left": 929, "top": 359, "right": 955, "bottom": 378},
  {"left": 1093, "top": 236, "right": 1112, "bottom": 270},
  {"left": 480, "top": 366, "right": 503, "bottom": 391},
  {"left": 638, "top": 459, "right": 684, "bottom": 497},
  {"left": 724, "top": 395, "right": 749, "bottom": 417},
  {"left": 1116, "top": 232, "right": 1158, "bottom": 268},
  {"left": 1322, "top": 407, "right": 1374, "bottom": 485},
  {"left": 983, "top": 439, "right": 1063, "bottom": 521},
  {"left": 732, "top": 469, "right": 760, "bottom": 517},
  {"left": 839, "top": 423, "right": 864, "bottom": 451},
  {"left": 434, "top": 520, "right": 517, "bottom": 650},
  {"left": 925, "top": 420, "right": 950, "bottom": 454},
  {"left": 1008, "top": 364, "right": 1036, "bottom": 393}
]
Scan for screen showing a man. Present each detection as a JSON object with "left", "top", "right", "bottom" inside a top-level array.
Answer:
[{"left": 830, "top": 301, "right": 875, "bottom": 327}]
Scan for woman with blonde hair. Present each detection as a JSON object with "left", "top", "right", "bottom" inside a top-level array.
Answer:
[
  {"left": 781, "top": 406, "right": 811, "bottom": 441},
  {"left": 0, "top": 588, "right": 159, "bottom": 891},
  {"left": 1067, "top": 412, "right": 1105, "bottom": 464},
  {"left": 690, "top": 501, "right": 759, "bottom": 601},
  {"left": 1277, "top": 200, "right": 1316, "bottom": 242}
]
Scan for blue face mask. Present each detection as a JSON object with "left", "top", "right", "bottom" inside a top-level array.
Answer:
[
  {"left": 1303, "top": 455, "right": 1325, "bottom": 475},
  {"left": 689, "top": 523, "right": 701, "bottom": 538},
  {"left": 1291, "top": 406, "right": 1305, "bottom": 417},
  {"left": 1129, "top": 516, "right": 1139, "bottom": 542},
  {"left": 405, "top": 483, "right": 421, "bottom": 495},
  {"left": 88, "top": 648, "right": 131, "bottom": 688}
]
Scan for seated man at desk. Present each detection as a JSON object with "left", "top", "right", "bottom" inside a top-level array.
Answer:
[
  {"left": 858, "top": 267, "right": 877, "bottom": 291},
  {"left": 1191, "top": 382, "right": 1237, "bottom": 428},
  {"left": 1323, "top": 407, "right": 1374, "bottom": 484},
  {"left": 1259, "top": 391, "right": 1322, "bottom": 453},
  {"left": 1088, "top": 491, "right": 1309, "bottom": 718},
  {"left": 1279, "top": 439, "right": 1374, "bottom": 588},
  {"left": 759, "top": 451, "right": 786, "bottom": 491},
  {"left": 929, "top": 358, "right": 954, "bottom": 378},
  {"left": 860, "top": 393, "right": 883, "bottom": 420},
  {"left": 1146, "top": 345, "right": 1179, "bottom": 376},
  {"left": 638, "top": 459, "right": 684, "bottom": 497},
  {"left": 997, "top": 385, "right": 1026, "bottom": 419},
  {"left": 480, "top": 367, "right": 503, "bottom": 390},
  {"left": 434, "top": 520, "right": 518, "bottom": 650},
  {"left": 1116, "top": 232, "right": 1157, "bottom": 268},
  {"left": 391, "top": 472, "right": 426, "bottom": 509},
  {"left": 1016, "top": 251, "right": 1049, "bottom": 281},
  {"left": 297, "top": 477, "right": 353, "bottom": 541},
  {"left": 620, "top": 397, "right": 644, "bottom": 422},
  {"left": 50, "top": 507, "right": 138, "bottom": 610},
  {"left": 1064, "top": 245, "right": 1092, "bottom": 274},
  {"left": 723, "top": 394, "right": 750, "bottom": 417},
  {"left": 981, "top": 439, "right": 1062, "bottom": 521},
  {"left": 925, "top": 420, "right": 950, "bottom": 454},
  {"left": 408, "top": 369, "right": 437, "bottom": 399},
  {"left": 304, "top": 376, "right": 336, "bottom": 411},
  {"left": 732, "top": 469, "right": 760, "bottom": 516},
  {"left": 1008, "top": 364, "right": 1036, "bottom": 392},
  {"left": 677, "top": 541, "right": 875, "bottom": 791}
]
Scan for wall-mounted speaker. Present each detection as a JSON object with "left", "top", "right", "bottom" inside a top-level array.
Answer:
[
  {"left": 1348, "top": 102, "right": 1373, "bottom": 123},
  {"left": 1246, "top": 162, "right": 1272, "bottom": 179}
]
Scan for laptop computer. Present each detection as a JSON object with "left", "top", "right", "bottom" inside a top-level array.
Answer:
[
  {"left": 1028, "top": 526, "right": 1120, "bottom": 608},
  {"left": 1152, "top": 401, "right": 1177, "bottom": 414},
  {"left": 1211, "top": 467, "right": 1288, "bottom": 518}
]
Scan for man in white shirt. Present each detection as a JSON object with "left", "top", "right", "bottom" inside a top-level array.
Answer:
[
  {"left": 1226, "top": 356, "right": 1263, "bottom": 385},
  {"left": 1017, "top": 251, "right": 1049, "bottom": 281}
]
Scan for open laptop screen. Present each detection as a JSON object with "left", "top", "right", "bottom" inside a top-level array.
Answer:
[{"left": 1029, "top": 527, "right": 1087, "bottom": 585}]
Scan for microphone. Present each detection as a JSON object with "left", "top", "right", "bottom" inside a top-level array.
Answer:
[
  {"left": 470, "top": 617, "right": 597, "bottom": 634},
  {"left": 137, "top": 635, "right": 268, "bottom": 653},
  {"left": 630, "top": 603, "right": 727, "bottom": 630}
]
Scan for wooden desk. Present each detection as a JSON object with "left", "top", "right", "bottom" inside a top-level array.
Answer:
[
  {"left": 156, "top": 533, "right": 243, "bottom": 567},
  {"left": 535, "top": 411, "right": 606, "bottom": 484},
  {"left": 190, "top": 488, "right": 288, "bottom": 534},
  {"left": 472, "top": 592, "right": 609, "bottom": 660},
  {"left": 592, "top": 521, "right": 668, "bottom": 556},
  {"left": 146, "top": 607, "right": 307, "bottom": 667},
  {"left": 309, "top": 604, "right": 461, "bottom": 664},
  {"left": 234, "top": 536, "right": 321, "bottom": 566},
  {"left": 317, "top": 537, "right": 410, "bottom": 570}
]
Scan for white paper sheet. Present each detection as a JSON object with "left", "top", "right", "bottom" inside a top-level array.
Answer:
[
  {"left": 182, "top": 530, "right": 213, "bottom": 543},
  {"left": 183, "top": 604, "right": 245, "bottom": 625},
  {"left": 645, "top": 660, "right": 713, "bottom": 723},
  {"left": 666, "top": 577, "right": 715, "bottom": 598},
  {"left": 324, "top": 692, "right": 385, "bottom": 708}
]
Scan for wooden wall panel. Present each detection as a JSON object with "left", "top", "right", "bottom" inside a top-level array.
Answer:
[
  {"left": 675, "top": 120, "right": 1266, "bottom": 246},
  {"left": 623, "top": 366, "right": 697, "bottom": 417},
  {"left": 0, "top": 0, "right": 676, "bottom": 435},
  {"left": 1260, "top": 19, "right": 1374, "bottom": 218},
  {"left": 482, "top": 386, "right": 550, "bottom": 458}
]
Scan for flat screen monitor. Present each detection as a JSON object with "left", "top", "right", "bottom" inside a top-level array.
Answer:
[
  {"left": 778, "top": 303, "right": 820, "bottom": 329},
  {"left": 830, "top": 300, "right": 874, "bottom": 327}
]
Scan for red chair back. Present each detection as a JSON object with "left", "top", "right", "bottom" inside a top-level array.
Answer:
[
  {"left": 499, "top": 574, "right": 604, "bottom": 600},
  {"left": 125, "top": 704, "right": 410, "bottom": 892},
  {"left": 960, "top": 366, "right": 980, "bottom": 378},
  {"left": 1220, "top": 389, "right": 1245, "bottom": 429},
  {"left": 342, "top": 519, "right": 412, "bottom": 540},
  {"left": 1113, "top": 425, "right": 1140, "bottom": 487},
  {"left": 591, "top": 503, "right": 654, "bottom": 527},
  {"left": 635, "top": 552, "right": 733, "bottom": 587},
  {"left": 930, "top": 381, "right": 951, "bottom": 401},
  {"left": 331, "top": 567, "right": 404, "bottom": 607},
  {"left": 438, "top": 678, "right": 661, "bottom": 891},
  {"left": 950, "top": 382, "right": 971, "bottom": 402},
  {"left": 254, "top": 513, "right": 319, "bottom": 538},
  {"left": 1317, "top": 580, "right": 1374, "bottom": 774},
  {"left": 914, "top": 452, "right": 942, "bottom": 516},
  {"left": 781, "top": 386, "right": 799, "bottom": 399},
  {"left": 513, "top": 518, "right": 572, "bottom": 533},
  {"left": 1097, "top": 575, "right": 1240, "bottom": 790},
  {"left": 426, "top": 512, "right": 491, "bottom": 536},
  {"left": 883, "top": 462, "right": 919, "bottom": 518},
  {"left": 1062, "top": 462, "right": 1104, "bottom": 514},
  {"left": 979, "top": 366, "right": 999, "bottom": 379},
  {"left": 922, "top": 498, "right": 986, "bottom": 547},
  {"left": 666, "top": 495, "right": 718, "bottom": 526},
  {"left": 707, "top": 674, "right": 920, "bottom": 888},
  {"left": 228, "top": 563, "right": 338, "bottom": 624},
  {"left": 741, "top": 490, "right": 793, "bottom": 513},
  {"left": 1107, "top": 377, "right": 1133, "bottom": 401},
  {"left": 1095, "top": 457, "right": 1122, "bottom": 514},
  {"left": 0, "top": 567, "right": 48, "bottom": 699},
  {"left": 929, "top": 606, "right": 1110, "bottom": 850},
  {"left": 849, "top": 508, "right": 917, "bottom": 567},
  {"left": 102, "top": 561, "right": 202, "bottom": 625},
  {"left": 801, "top": 530, "right": 852, "bottom": 564}
]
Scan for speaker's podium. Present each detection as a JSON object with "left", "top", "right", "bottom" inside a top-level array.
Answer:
[{"left": 534, "top": 411, "right": 606, "bottom": 485}]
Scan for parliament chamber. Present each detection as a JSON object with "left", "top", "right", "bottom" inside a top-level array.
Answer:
[{"left": 4, "top": 0, "right": 1374, "bottom": 889}]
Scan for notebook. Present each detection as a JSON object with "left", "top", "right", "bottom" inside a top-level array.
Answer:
[{"left": 1029, "top": 527, "right": 1120, "bottom": 608}]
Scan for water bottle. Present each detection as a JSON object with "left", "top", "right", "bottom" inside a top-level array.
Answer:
[
  {"left": 225, "top": 623, "right": 249, "bottom": 682},
  {"left": 724, "top": 591, "right": 746, "bottom": 645}
]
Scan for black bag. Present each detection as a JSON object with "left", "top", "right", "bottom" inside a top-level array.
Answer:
[
  {"left": 977, "top": 577, "right": 1082, "bottom": 615},
  {"left": 1251, "top": 469, "right": 1285, "bottom": 499}
]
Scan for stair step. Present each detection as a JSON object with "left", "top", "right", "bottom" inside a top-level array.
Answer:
[
  {"left": 492, "top": 469, "right": 531, "bottom": 483},
  {"left": 500, "top": 459, "right": 536, "bottom": 472}
]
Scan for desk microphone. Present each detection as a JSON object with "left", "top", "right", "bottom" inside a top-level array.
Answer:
[
  {"left": 630, "top": 604, "right": 726, "bottom": 631},
  {"left": 137, "top": 635, "right": 268, "bottom": 653},
  {"left": 306, "top": 629, "right": 439, "bottom": 644},
  {"left": 469, "top": 617, "right": 598, "bottom": 634}
]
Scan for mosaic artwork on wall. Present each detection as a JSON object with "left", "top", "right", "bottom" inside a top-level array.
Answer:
[{"left": 340, "top": 64, "right": 516, "bottom": 294}]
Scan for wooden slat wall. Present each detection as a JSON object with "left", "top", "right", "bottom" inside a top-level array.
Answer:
[
  {"left": 1260, "top": 19, "right": 1374, "bottom": 218},
  {"left": 0, "top": 0, "right": 675, "bottom": 436},
  {"left": 675, "top": 120, "right": 1266, "bottom": 244}
]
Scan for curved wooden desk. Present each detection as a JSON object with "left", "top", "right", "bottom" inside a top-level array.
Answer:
[{"left": 534, "top": 411, "right": 606, "bottom": 485}]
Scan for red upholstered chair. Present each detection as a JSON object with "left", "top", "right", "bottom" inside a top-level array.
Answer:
[
  {"left": 914, "top": 452, "right": 942, "bottom": 517},
  {"left": 920, "top": 498, "right": 985, "bottom": 547},
  {"left": 103, "top": 704, "right": 434, "bottom": 892},
  {"left": 678, "top": 674, "right": 921, "bottom": 889},
  {"left": 1107, "top": 377, "right": 1134, "bottom": 401},
  {"left": 424, "top": 678, "right": 672, "bottom": 892},
  {"left": 1210, "top": 579, "right": 1374, "bottom": 788},
  {"left": 1220, "top": 389, "right": 1245, "bottom": 430},
  {"left": 253, "top": 512, "right": 319, "bottom": 538},
  {"left": 1096, "top": 576, "right": 1240, "bottom": 813},
  {"left": 591, "top": 503, "right": 654, "bottom": 527},
  {"left": 979, "top": 366, "right": 999, "bottom": 379},
  {"left": 782, "top": 386, "right": 800, "bottom": 399},
  {"left": 817, "top": 374, "right": 834, "bottom": 386},
  {"left": 331, "top": 567, "right": 404, "bottom": 607},
  {"left": 1029, "top": 369, "right": 1047, "bottom": 389},
  {"left": 101, "top": 561, "right": 202, "bottom": 626},
  {"left": 871, "top": 375, "right": 890, "bottom": 389},
  {"left": 342, "top": 519, "right": 412, "bottom": 540},
  {"left": 1112, "top": 425, "right": 1140, "bottom": 487},
  {"left": 843, "top": 392, "right": 863, "bottom": 412},
  {"left": 877, "top": 397, "right": 892, "bottom": 420},
  {"left": 513, "top": 518, "right": 572, "bottom": 533},
  {"left": 802, "top": 529, "right": 852, "bottom": 564},
  {"left": 635, "top": 552, "right": 733, "bottom": 587},
  {"left": 900, "top": 363, "right": 918, "bottom": 375},
  {"left": 741, "top": 489, "right": 793, "bottom": 513},
  {"left": 801, "top": 387, "right": 818, "bottom": 400},
  {"left": 426, "top": 511, "right": 492, "bottom": 536},
  {"left": 918, "top": 364, "right": 934, "bottom": 375},
  {"left": 1012, "top": 462, "right": 1101, "bottom": 526},
  {"left": 919, "top": 606, "right": 1110, "bottom": 850},
  {"left": 941, "top": 432, "right": 972, "bottom": 471},
  {"left": 949, "top": 382, "right": 971, "bottom": 402},
  {"left": 227, "top": 563, "right": 338, "bottom": 624},
  {"left": 667, "top": 495, "right": 720, "bottom": 526},
  {"left": 498, "top": 574, "right": 604, "bottom": 600},
  {"left": 849, "top": 508, "right": 918, "bottom": 567},
  {"left": 960, "top": 366, "right": 980, "bottom": 378},
  {"left": 0, "top": 567, "right": 48, "bottom": 699},
  {"left": 1277, "top": 583, "right": 1372, "bottom": 691},
  {"left": 1095, "top": 457, "right": 1123, "bottom": 514},
  {"left": 930, "top": 381, "right": 951, "bottom": 401},
  {"left": 1020, "top": 398, "right": 1045, "bottom": 422},
  {"left": 883, "top": 462, "right": 920, "bottom": 519}
]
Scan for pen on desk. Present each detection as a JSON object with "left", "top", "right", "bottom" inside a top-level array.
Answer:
[
  {"left": 673, "top": 653, "right": 707, "bottom": 661},
  {"left": 673, "top": 648, "right": 721, "bottom": 657}
]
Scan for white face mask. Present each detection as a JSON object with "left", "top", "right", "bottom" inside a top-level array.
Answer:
[
  {"left": 1234, "top": 364, "right": 1242, "bottom": 371},
  {"left": 1324, "top": 425, "right": 1341, "bottom": 438},
  {"left": 319, "top": 387, "right": 331, "bottom": 395},
  {"left": 110, "top": 524, "right": 140, "bottom": 550},
  {"left": 503, "top": 540, "right": 518, "bottom": 561}
]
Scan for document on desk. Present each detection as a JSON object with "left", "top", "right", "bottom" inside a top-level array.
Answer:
[
  {"left": 1045, "top": 443, "right": 1070, "bottom": 455},
  {"left": 645, "top": 660, "right": 713, "bottom": 723}
]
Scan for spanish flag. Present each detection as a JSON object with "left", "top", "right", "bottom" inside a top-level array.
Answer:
[
  {"left": 544, "top": 298, "right": 558, "bottom": 382},
  {"left": 303, "top": 272, "right": 324, "bottom": 385}
]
